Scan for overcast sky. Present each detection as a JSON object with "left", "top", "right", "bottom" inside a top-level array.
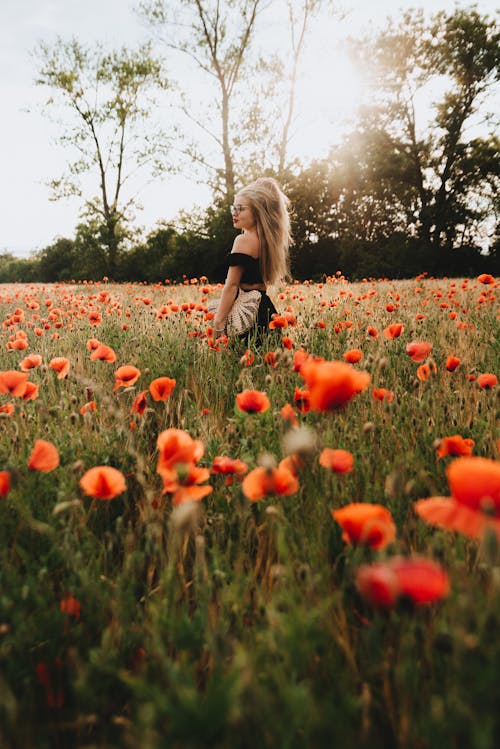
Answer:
[{"left": 0, "top": 0, "right": 497, "bottom": 258}]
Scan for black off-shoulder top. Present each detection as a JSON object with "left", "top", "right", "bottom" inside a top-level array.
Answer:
[{"left": 227, "top": 252, "right": 263, "bottom": 285}]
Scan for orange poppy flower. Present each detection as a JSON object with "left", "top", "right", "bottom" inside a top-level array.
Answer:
[
  {"left": 130, "top": 390, "right": 148, "bottom": 415},
  {"left": 242, "top": 464, "right": 299, "bottom": 501},
  {"left": 19, "top": 354, "right": 42, "bottom": 372},
  {"left": 293, "top": 386, "right": 311, "bottom": 414},
  {"left": 414, "top": 456, "right": 500, "bottom": 539},
  {"left": 87, "top": 338, "right": 101, "bottom": 351},
  {"left": 149, "top": 377, "right": 176, "bottom": 401},
  {"left": 445, "top": 355, "right": 461, "bottom": 372},
  {"left": 0, "top": 403, "right": 15, "bottom": 415},
  {"left": 477, "top": 373, "right": 497, "bottom": 389},
  {"left": 80, "top": 401, "right": 97, "bottom": 415},
  {"left": 21, "top": 382, "right": 39, "bottom": 401},
  {"left": 383, "top": 323, "right": 404, "bottom": 339},
  {"left": 211, "top": 456, "right": 248, "bottom": 475},
  {"left": 417, "top": 363, "right": 432, "bottom": 381},
  {"left": 0, "top": 470, "right": 11, "bottom": 497},
  {"left": 236, "top": 390, "right": 270, "bottom": 414},
  {"left": 90, "top": 344, "right": 117, "bottom": 362},
  {"left": 160, "top": 464, "right": 213, "bottom": 504},
  {"left": 269, "top": 315, "right": 288, "bottom": 329},
  {"left": 331, "top": 503, "right": 396, "bottom": 550},
  {"left": 436, "top": 435, "right": 474, "bottom": 459},
  {"left": 320, "top": 448, "right": 354, "bottom": 474},
  {"left": 300, "top": 360, "right": 370, "bottom": 412},
  {"left": 406, "top": 341, "right": 432, "bottom": 362},
  {"left": 280, "top": 402, "right": 299, "bottom": 427},
  {"left": 113, "top": 365, "right": 141, "bottom": 391},
  {"left": 79, "top": 466, "right": 126, "bottom": 499},
  {"left": 28, "top": 440, "right": 60, "bottom": 472},
  {"left": 477, "top": 273, "right": 494, "bottom": 284},
  {"left": 0, "top": 370, "right": 28, "bottom": 397},
  {"left": 367, "top": 326, "right": 379, "bottom": 338},
  {"left": 156, "top": 428, "right": 204, "bottom": 477},
  {"left": 372, "top": 388, "right": 394, "bottom": 402},
  {"left": 343, "top": 349, "right": 363, "bottom": 364},
  {"left": 49, "top": 357, "right": 70, "bottom": 379},
  {"left": 240, "top": 349, "right": 255, "bottom": 367},
  {"left": 356, "top": 557, "right": 449, "bottom": 608}
]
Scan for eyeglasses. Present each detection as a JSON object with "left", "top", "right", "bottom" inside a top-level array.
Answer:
[{"left": 229, "top": 204, "right": 248, "bottom": 216}]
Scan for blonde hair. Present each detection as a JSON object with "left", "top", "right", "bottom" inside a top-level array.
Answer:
[{"left": 237, "top": 177, "right": 292, "bottom": 285}]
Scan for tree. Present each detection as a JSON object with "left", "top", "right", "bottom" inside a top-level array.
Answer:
[
  {"left": 34, "top": 39, "right": 170, "bottom": 277},
  {"left": 350, "top": 7, "right": 500, "bottom": 264},
  {"left": 137, "top": 0, "right": 265, "bottom": 201}
]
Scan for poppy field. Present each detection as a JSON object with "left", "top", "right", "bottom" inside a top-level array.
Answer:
[{"left": 0, "top": 273, "right": 499, "bottom": 748}]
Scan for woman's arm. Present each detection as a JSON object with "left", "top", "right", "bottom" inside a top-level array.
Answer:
[{"left": 213, "top": 264, "right": 243, "bottom": 333}]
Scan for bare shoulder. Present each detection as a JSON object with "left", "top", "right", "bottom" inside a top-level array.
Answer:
[{"left": 231, "top": 233, "right": 259, "bottom": 258}]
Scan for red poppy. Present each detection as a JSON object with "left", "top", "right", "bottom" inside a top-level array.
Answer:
[
  {"left": 49, "top": 357, "right": 70, "bottom": 379},
  {"left": 477, "top": 274, "right": 494, "bottom": 284},
  {"left": 19, "top": 354, "right": 42, "bottom": 372},
  {"left": 160, "top": 464, "right": 213, "bottom": 504},
  {"left": 300, "top": 360, "right": 370, "bottom": 411},
  {"left": 331, "top": 503, "right": 396, "bottom": 550},
  {"left": 87, "top": 338, "right": 101, "bottom": 351},
  {"left": 477, "top": 373, "right": 497, "bottom": 389},
  {"left": 445, "top": 355, "right": 461, "bottom": 372},
  {"left": 280, "top": 402, "right": 299, "bottom": 427},
  {"left": 60, "top": 594, "right": 81, "bottom": 620},
  {"left": 211, "top": 456, "right": 248, "bottom": 475},
  {"left": 372, "top": 388, "right": 394, "bottom": 402},
  {"left": 0, "top": 403, "right": 15, "bottom": 415},
  {"left": 130, "top": 390, "right": 148, "bottom": 415},
  {"left": 240, "top": 349, "right": 255, "bottom": 367},
  {"left": 80, "top": 401, "right": 97, "bottom": 415},
  {"left": 156, "top": 428, "right": 204, "bottom": 477},
  {"left": 293, "top": 386, "right": 311, "bottom": 414},
  {"left": 319, "top": 448, "right": 354, "bottom": 473},
  {"left": 0, "top": 370, "right": 28, "bottom": 397},
  {"left": 22, "top": 382, "right": 39, "bottom": 401},
  {"left": 269, "top": 315, "right": 288, "bottom": 329},
  {"left": 436, "top": 435, "right": 474, "bottom": 459},
  {"left": 383, "top": 323, "right": 404, "bottom": 339},
  {"left": 113, "top": 365, "right": 141, "bottom": 391},
  {"left": 417, "top": 363, "right": 432, "bottom": 381},
  {"left": 414, "top": 456, "right": 500, "bottom": 540},
  {"left": 28, "top": 440, "right": 60, "bottom": 472},
  {"left": 80, "top": 466, "right": 127, "bottom": 499},
  {"left": 343, "top": 349, "right": 363, "bottom": 364},
  {"left": 236, "top": 390, "right": 270, "bottom": 414},
  {"left": 264, "top": 351, "right": 277, "bottom": 367},
  {"left": 367, "top": 326, "right": 379, "bottom": 338},
  {"left": 356, "top": 557, "right": 449, "bottom": 608},
  {"left": 0, "top": 470, "right": 11, "bottom": 497},
  {"left": 149, "top": 377, "right": 176, "bottom": 402},
  {"left": 406, "top": 341, "right": 432, "bottom": 362},
  {"left": 242, "top": 464, "right": 299, "bottom": 501},
  {"left": 90, "top": 344, "right": 117, "bottom": 362}
]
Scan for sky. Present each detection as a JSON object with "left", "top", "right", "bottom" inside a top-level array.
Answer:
[{"left": 0, "top": 0, "right": 497, "bottom": 258}]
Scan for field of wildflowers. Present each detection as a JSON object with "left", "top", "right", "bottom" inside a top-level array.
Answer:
[{"left": 0, "top": 273, "right": 499, "bottom": 748}]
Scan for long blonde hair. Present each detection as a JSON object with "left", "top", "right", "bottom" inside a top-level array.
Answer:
[{"left": 237, "top": 177, "right": 292, "bottom": 285}]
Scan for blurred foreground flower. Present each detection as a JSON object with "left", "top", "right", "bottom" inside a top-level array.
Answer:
[
  {"left": 356, "top": 557, "right": 450, "bottom": 608},
  {"left": 0, "top": 470, "right": 11, "bottom": 497},
  {"left": 320, "top": 448, "right": 354, "bottom": 474},
  {"left": 414, "top": 456, "right": 500, "bottom": 540}
]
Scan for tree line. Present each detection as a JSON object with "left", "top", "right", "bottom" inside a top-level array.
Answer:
[{"left": 2, "top": 2, "right": 499, "bottom": 282}]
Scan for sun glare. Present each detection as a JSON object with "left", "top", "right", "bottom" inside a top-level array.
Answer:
[{"left": 293, "top": 43, "right": 365, "bottom": 159}]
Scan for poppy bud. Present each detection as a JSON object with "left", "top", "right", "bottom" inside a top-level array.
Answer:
[{"left": 363, "top": 421, "right": 375, "bottom": 434}]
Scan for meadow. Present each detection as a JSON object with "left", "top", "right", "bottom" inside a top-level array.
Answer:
[{"left": 0, "top": 273, "right": 499, "bottom": 749}]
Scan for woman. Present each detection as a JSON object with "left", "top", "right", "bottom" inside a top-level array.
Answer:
[{"left": 213, "top": 177, "right": 292, "bottom": 341}]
